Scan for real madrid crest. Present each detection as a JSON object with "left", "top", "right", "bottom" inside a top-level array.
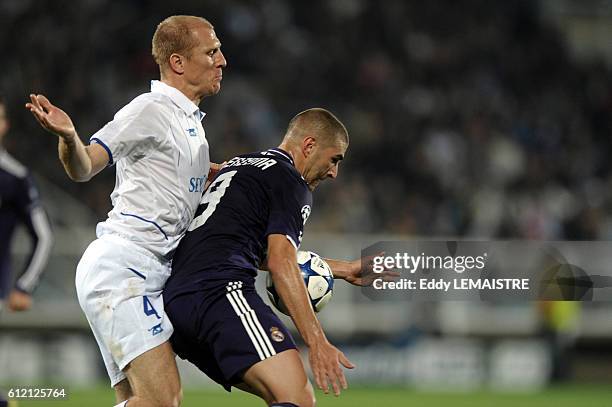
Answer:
[{"left": 269, "top": 326, "right": 285, "bottom": 342}]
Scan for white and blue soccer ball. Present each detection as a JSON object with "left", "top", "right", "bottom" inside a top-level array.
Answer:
[{"left": 266, "top": 251, "right": 334, "bottom": 315}]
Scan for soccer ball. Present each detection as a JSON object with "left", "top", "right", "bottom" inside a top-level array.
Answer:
[{"left": 266, "top": 251, "right": 334, "bottom": 315}]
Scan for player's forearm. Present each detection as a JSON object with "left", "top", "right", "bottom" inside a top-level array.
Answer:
[
  {"left": 324, "top": 258, "right": 352, "bottom": 280},
  {"left": 268, "top": 258, "right": 327, "bottom": 347},
  {"left": 264, "top": 255, "right": 354, "bottom": 280},
  {"left": 58, "top": 133, "right": 93, "bottom": 182}
]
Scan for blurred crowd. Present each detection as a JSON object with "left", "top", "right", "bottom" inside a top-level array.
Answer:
[{"left": 2, "top": 0, "right": 612, "bottom": 239}]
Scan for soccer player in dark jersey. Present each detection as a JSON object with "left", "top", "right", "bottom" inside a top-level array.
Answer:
[
  {"left": 0, "top": 98, "right": 53, "bottom": 314},
  {"left": 0, "top": 97, "right": 53, "bottom": 407},
  {"left": 165, "top": 108, "right": 355, "bottom": 407}
]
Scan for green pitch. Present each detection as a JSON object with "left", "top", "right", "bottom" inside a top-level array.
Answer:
[{"left": 15, "top": 385, "right": 612, "bottom": 407}]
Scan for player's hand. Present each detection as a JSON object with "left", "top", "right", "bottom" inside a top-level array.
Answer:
[
  {"left": 308, "top": 340, "right": 355, "bottom": 396},
  {"left": 7, "top": 290, "right": 32, "bottom": 312},
  {"left": 26, "top": 94, "right": 78, "bottom": 141},
  {"left": 208, "top": 161, "right": 226, "bottom": 180},
  {"left": 342, "top": 252, "right": 400, "bottom": 287},
  {"left": 204, "top": 161, "right": 227, "bottom": 190}
]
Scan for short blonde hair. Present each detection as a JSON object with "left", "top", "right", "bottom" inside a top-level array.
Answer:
[{"left": 152, "top": 15, "right": 212, "bottom": 70}]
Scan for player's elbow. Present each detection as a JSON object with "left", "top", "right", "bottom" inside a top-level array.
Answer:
[
  {"left": 266, "top": 250, "right": 295, "bottom": 276},
  {"left": 66, "top": 170, "right": 92, "bottom": 182},
  {"left": 265, "top": 256, "right": 286, "bottom": 277},
  {"left": 59, "top": 153, "right": 95, "bottom": 182}
]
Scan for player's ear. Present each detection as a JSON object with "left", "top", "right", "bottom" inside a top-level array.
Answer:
[
  {"left": 168, "top": 53, "right": 186, "bottom": 74},
  {"left": 302, "top": 136, "right": 317, "bottom": 158}
]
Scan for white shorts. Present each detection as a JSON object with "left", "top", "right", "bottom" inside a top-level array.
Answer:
[{"left": 75, "top": 234, "right": 173, "bottom": 387}]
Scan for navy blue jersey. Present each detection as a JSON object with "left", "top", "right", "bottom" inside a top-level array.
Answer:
[
  {"left": 0, "top": 149, "right": 52, "bottom": 299},
  {"left": 165, "top": 148, "right": 312, "bottom": 302}
]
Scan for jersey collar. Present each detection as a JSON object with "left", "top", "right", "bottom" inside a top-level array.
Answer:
[
  {"left": 266, "top": 148, "right": 294, "bottom": 166},
  {"left": 150, "top": 80, "right": 206, "bottom": 121}
]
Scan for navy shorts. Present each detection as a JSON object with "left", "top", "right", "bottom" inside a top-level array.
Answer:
[{"left": 166, "top": 279, "right": 297, "bottom": 391}]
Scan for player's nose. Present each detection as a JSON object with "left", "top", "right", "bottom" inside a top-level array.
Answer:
[{"left": 216, "top": 50, "right": 227, "bottom": 68}]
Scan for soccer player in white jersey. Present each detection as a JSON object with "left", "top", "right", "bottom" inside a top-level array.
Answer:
[{"left": 26, "top": 15, "right": 226, "bottom": 407}]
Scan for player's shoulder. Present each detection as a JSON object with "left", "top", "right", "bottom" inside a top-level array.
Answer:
[
  {"left": 0, "top": 150, "right": 28, "bottom": 179},
  {"left": 257, "top": 149, "right": 308, "bottom": 190},
  {"left": 114, "top": 91, "right": 171, "bottom": 121},
  {"left": 229, "top": 149, "right": 303, "bottom": 182}
]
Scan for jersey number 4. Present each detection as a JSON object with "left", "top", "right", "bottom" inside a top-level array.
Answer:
[
  {"left": 188, "top": 170, "right": 237, "bottom": 232},
  {"left": 143, "top": 295, "right": 161, "bottom": 319}
]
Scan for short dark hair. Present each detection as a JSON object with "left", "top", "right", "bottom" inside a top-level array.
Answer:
[{"left": 286, "top": 108, "right": 349, "bottom": 146}]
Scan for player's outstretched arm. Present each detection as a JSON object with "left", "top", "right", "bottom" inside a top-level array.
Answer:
[
  {"left": 267, "top": 235, "right": 355, "bottom": 396},
  {"left": 325, "top": 252, "right": 400, "bottom": 287},
  {"left": 25, "top": 94, "right": 108, "bottom": 182}
]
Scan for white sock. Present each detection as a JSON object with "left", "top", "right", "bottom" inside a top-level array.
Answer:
[{"left": 113, "top": 401, "right": 128, "bottom": 407}]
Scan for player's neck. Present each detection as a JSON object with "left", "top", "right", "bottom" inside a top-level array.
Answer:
[
  {"left": 277, "top": 143, "right": 303, "bottom": 173},
  {"left": 160, "top": 77, "right": 201, "bottom": 105}
]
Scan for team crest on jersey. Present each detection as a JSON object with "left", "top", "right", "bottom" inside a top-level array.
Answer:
[
  {"left": 187, "top": 128, "right": 197, "bottom": 137},
  {"left": 301, "top": 205, "right": 311, "bottom": 225},
  {"left": 270, "top": 326, "right": 285, "bottom": 342}
]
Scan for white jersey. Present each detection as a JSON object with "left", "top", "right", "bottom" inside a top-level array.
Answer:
[{"left": 90, "top": 80, "right": 210, "bottom": 259}]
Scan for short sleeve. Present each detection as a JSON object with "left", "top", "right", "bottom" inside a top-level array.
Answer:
[
  {"left": 265, "top": 171, "right": 312, "bottom": 249},
  {"left": 89, "top": 98, "right": 166, "bottom": 165}
]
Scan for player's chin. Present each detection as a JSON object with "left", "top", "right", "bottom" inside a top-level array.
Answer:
[
  {"left": 204, "top": 83, "right": 222, "bottom": 96},
  {"left": 210, "top": 84, "right": 222, "bottom": 95}
]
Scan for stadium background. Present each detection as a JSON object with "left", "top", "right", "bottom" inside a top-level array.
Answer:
[{"left": 2, "top": 0, "right": 612, "bottom": 405}]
